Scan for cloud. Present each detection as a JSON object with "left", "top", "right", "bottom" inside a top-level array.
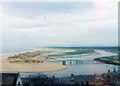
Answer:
[
  {"left": 2, "top": 12, "right": 49, "bottom": 29},
  {"left": 2, "top": 2, "right": 118, "bottom": 48}
]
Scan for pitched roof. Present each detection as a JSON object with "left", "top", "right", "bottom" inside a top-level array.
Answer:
[{"left": 0, "top": 73, "right": 19, "bottom": 85}]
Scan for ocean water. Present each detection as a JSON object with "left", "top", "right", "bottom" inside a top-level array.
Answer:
[
  {"left": 2, "top": 46, "right": 44, "bottom": 56},
  {"left": 2, "top": 46, "right": 118, "bottom": 54}
]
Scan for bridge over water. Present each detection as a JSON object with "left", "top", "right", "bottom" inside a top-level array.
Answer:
[{"left": 51, "top": 60, "right": 103, "bottom": 65}]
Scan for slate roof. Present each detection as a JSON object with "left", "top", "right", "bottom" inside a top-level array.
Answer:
[
  {"left": 57, "top": 75, "right": 95, "bottom": 84},
  {"left": 0, "top": 73, "right": 19, "bottom": 86}
]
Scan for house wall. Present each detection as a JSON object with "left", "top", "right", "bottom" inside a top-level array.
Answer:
[{"left": 16, "top": 74, "right": 23, "bottom": 86}]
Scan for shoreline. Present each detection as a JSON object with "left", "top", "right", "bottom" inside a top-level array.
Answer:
[
  {"left": 0, "top": 48, "right": 71, "bottom": 72},
  {"left": 1, "top": 48, "right": 118, "bottom": 73}
]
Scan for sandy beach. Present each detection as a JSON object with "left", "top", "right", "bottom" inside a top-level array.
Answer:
[
  {"left": 0, "top": 48, "right": 74, "bottom": 72},
  {"left": 1, "top": 57, "right": 67, "bottom": 72}
]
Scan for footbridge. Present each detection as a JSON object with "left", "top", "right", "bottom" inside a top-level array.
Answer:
[{"left": 51, "top": 59, "right": 103, "bottom": 65}]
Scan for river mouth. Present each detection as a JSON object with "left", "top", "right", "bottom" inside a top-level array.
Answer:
[
  {"left": 43, "top": 49, "right": 119, "bottom": 78},
  {"left": 20, "top": 48, "right": 119, "bottom": 78}
]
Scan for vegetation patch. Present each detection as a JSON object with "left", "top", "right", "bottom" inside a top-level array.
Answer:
[{"left": 94, "top": 56, "right": 120, "bottom": 65}]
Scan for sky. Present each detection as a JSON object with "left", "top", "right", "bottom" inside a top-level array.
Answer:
[{"left": 0, "top": 0, "right": 119, "bottom": 52}]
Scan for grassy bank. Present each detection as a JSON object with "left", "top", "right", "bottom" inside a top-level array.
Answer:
[{"left": 94, "top": 56, "right": 120, "bottom": 65}]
